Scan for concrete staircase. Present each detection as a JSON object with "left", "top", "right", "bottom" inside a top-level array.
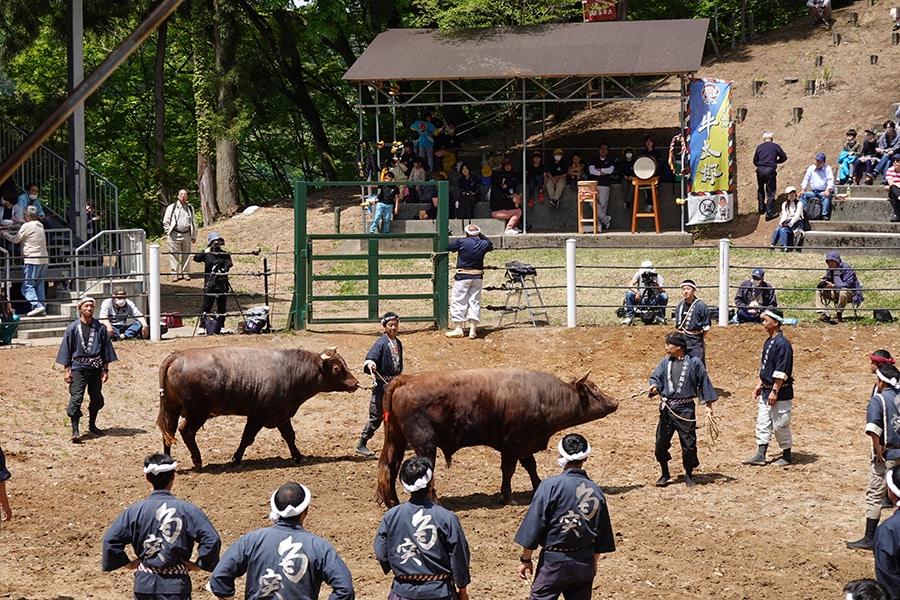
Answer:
[{"left": 804, "top": 185, "right": 900, "bottom": 255}]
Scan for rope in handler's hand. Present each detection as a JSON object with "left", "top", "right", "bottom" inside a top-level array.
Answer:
[{"left": 660, "top": 403, "right": 721, "bottom": 451}]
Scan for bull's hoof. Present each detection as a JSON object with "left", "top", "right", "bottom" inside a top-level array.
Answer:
[{"left": 292, "top": 453, "right": 305, "bottom": 463}]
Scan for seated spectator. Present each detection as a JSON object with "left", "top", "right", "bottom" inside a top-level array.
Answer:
[
  {"left": 616, "top": 147, "right": 637, "bottom": 210},
  {"left": 525, "top": 152, "right": 546, "bottom": 207},
  {"left": 455, "top": 163, "right": 479, "bottom": 220},
  {"left": 16, "top": 182, "right": 46, "bottom": 222},
  {"left": 0, "top": 193, "right": 24, "bottom": 257},
  {"left": 854, "top": 128, "right": 880, "bottom": 185},
  {"left": 0, "top": 291, "right": 19, "bottom": 345},
  {"left": 544, "top": 148, "right": 568, "bottom": 209},
  {"left": 398, "top": 141, "right": 418, "bottom": 177},
  {"left": 567, "top": 153, "right": 585, "bottom": 188},
  {"left": 837, "top": 129, "right": 862, "bottom": 185},
  {"left": 874, "top": 121, "right": 900, "bottom": 183},
  {"left": 622, "top": 260, "right": 668, "bottom": 324},
  {"left": 98, "top": 286, "right": 149, "bottom": 340},
  {"left": 885, "top": 154, "right": 900, "bottom": 222},
  {"left": 799, "top": 152, "right": 834, "bottom": 221},
  {"left": 490, "top": 158, "right": 523, "bottom": 235},
  {"left": 434, "top": 121, "right": 460, "bottom": 173},
  {"left": 816, "top": 250, "right": 863, "bottom": 324},
  {"left": 807, "top": 0, "right": 832, "bottom": 27},
  {"left": 770, "top": 186, "right": 805, "bottom": 251},
  {"left": 421, "top": 173, "right": 446, "bottom": 219},
  {"left": 733, "top": 268, "right": 777, "bottom": 324},
  {"left": 407, "top": 157, "right": 427, "bottom": 203},
  {"left": 892, "top": 7, "right": 900, "bottom": 31}
]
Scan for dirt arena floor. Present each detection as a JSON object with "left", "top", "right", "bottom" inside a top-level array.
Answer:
[{"left": 1, "top": 321, "right": 897, "bottom": 599}]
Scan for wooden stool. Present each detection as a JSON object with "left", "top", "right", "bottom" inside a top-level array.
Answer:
[
  {"left": 577, "top": 180, "right": 599, "bottom": 234},
  {"left": 631, "top": 176, "right": 660, "bottom": 233}
]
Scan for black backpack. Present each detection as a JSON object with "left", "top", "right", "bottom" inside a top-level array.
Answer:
[{"left": 806, "top": 196, "right": 822, "bottom": 221}]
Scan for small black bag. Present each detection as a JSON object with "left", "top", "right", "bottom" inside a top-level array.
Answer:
[
  {"left": 506, "top": 261, "right": 536, "bottom": 276},
  {"left": 874, "top": 309, "right": 895, "bottom": 323}
]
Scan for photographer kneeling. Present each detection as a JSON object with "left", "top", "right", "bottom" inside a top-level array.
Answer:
[
  {"left": 194, "top": 231, "right": 233, "bottom": 335},
  {"left": 622, "top": 260, "right": 668, "bottom": 325}
]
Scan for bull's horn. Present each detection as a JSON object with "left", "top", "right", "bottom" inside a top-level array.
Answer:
[
  {"left": 320, "top": 347, "right": 337, "bottom": 359},
  {"left": 576, "top": 370, "right": 591, "bottom": 383}
]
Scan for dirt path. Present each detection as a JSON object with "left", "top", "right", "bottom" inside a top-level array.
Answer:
[{"left": 1, "top": 321, "right": 895, "bottom": 598}]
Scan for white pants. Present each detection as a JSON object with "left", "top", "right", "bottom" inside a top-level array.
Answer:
[
  {"left": 450, "top": 278, "right": 483, "bottom": 324},
  {"left": 755, "top": 396, "right": 792, "bottom": 448}
]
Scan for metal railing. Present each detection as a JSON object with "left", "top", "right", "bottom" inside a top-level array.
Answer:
[
  {"left": 0, "top": 116, "right": 119, "bottom": 233},
  {"left": 73, "top": 229, "right": 148, "bottom": 295}
]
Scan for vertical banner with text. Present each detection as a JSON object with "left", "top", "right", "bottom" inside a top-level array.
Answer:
[{"left": 685, "top": 78, "right": 734, "bottom": 225}]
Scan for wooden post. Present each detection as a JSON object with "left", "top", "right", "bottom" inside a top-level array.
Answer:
[
  {"left": 736, "top": 107, "right": 748, "bottom": 123},
  {"left": 815, "top": 55, "right": 823, "bottom": 67},
  {"left": 793, "top": 108, "right": 803, "bottom": 124},
  {"left": 833, "top": 32, "right": 841, "bottom": 45},
  {"left": 805, "top": 79, "right": 816, "bottom": 96},
  {"left": 893, "top": 32, "right": 900, "bottom": 46},
  {"left": 849, "top": 12, "right": 858, "bottom": 25},
  {"left": 871, "top": 54, "right": 879, "bottom": 65},
  {"left": 752, "top": 79, "right": 764, "bottom": 96}
]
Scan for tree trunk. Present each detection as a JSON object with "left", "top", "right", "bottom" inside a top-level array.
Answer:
[
  {"left": 154, "top": 19, "right": 171, "bottom": 216},
  {"left": 617, "top": 0, "right": 628, "bottom": 21},
  {"left": 193, "top": 0, "right": 218, "bottom": 224},
  {"left": 214, "top": 0, "right": 240, "bottom": 216}
]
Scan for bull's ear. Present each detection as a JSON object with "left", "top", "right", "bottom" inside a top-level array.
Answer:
[
  {"left": 576, "top": 370, "right": 591, "bottom": 385},
  {"left": 320, "top": 347, "right": 337, "bottom": 360}
]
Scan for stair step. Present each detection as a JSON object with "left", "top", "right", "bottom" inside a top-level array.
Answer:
[
  {"left": 15, "top": 326, "right": 69, "bottom": 340},
  {"left": 803, "top": 230, "right": 900, "bottom": 256},
  {"left": 830, "top": 198, "right": 894, "bottom": 221},
  {"left": 808, "top": 221, "right": 900, "bottom": 233}
]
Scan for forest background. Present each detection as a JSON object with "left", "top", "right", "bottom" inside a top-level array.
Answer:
[{"left": 0, "top": 0, "right": 808, "bottom": 235}]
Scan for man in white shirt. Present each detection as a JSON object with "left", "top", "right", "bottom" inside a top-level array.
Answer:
[
  {"left": 162, "top": 189, "right": 197, "bottom": 281},
  {"left": 799, "top": 152, "right": 834, "bottom": 221}
]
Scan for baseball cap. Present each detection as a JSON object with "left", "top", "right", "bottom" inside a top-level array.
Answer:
[
  {"left": 501, "top": 158, "right": 511, "bottom": 165},
  {"left": 762, "top": 132, "right": 774, "bottom": 140},
  {"left": 553, "top": 148, "right": 564, "bottom": 155},
  {"left": 785, "top": 185, "right": 797, "bottom": 194},
  {"left": 815, "top": 152, "right": 826, "bottom": 162},
  {"left": 752, "top": 268, "right": 764, "bottom": 279},
  {"left": 893, "top": 155, "right": 900, "bottom": 162}
]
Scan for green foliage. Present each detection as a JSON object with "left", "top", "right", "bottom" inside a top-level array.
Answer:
[{"left": 405, "top": 0, "right": 579, "bottom": 28}]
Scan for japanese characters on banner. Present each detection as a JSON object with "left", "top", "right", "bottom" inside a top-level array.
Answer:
[
  {"left": 685, "top": 78, "right": 734, "bottom": 226},
  {"left": 583, "top": 0, "right": 617, "bottom": 21}
]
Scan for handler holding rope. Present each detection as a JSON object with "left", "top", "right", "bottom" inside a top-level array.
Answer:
[{"left": 649, "top": 333, "right": 717, "bottom": 488}]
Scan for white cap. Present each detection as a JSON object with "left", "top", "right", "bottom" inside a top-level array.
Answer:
[
  {"left": 763, "top": 132, "right": 774, "bottom": 140},
  {"left": 785, "top": 185, "right": 797, "bottom": 194},
  {"left": 640, "top": 260, "right": 653, "bottom": 269}
]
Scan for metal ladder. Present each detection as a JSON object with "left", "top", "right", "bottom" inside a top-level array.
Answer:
[{"left": 499, "top": 269, "right": 549, "bottom": 327}]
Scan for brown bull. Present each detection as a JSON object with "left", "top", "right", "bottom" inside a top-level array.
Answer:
[
  {"left": 376, "top": 368, "right": 618, "bottom": 506},
  {"left": 157, "top": 346, "right": 358, "bottom": 468}
]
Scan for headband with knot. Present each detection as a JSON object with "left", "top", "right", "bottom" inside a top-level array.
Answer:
[
  {"left": 269, "top": 484, "right": 311, "bottom": 522},
  {"left": 143, "top": 461, "right": 178, "bottom": 475},
  {"left": 401, "top": 469, "right": 433, "bottom": 494},
  {"left": 556, "top": 438, "right": 591, "bottom": 468},
  {"left": 870, "top": 353, "right": 895, "bottom": 365}
]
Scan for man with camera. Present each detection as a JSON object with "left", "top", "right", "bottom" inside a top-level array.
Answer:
[
  {"left": 622, "top": 260, "right": 668, "bottom": 325},
  {"left": 193, "top": 232, "right": 233, "bottom": 335},
  {"left": 815, "top": 250, "right": 863, "bottom": 324}
]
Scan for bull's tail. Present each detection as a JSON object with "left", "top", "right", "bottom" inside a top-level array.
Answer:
[
  {"left": 156, "top": 353, "right": 180, "bottom": 450},
  {"left": 376, "top": 379, "right": 408, "bottom": 508}
]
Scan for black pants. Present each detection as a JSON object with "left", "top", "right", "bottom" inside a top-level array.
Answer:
[
  {"left": 361, "top": 387, "right": 385, "bottom": 440},
  {"left": 756, "top": 166, "right": 777, "bottom": 215},
  {"left": 66, "top": 368, "right": 104, "bottom": 419},
  {"left": 889, "top": 184, "right": 900, "bottom": 218},
  {"left": 655, "top": 402, "right": 699, "bottom": 473}
]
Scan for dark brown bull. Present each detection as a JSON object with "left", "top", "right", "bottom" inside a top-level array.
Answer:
[
  {"left": 158, "top": 347, "right": 358, "bottom": 468},
  {"left": 376, "top": 368, "right": 618, "bottom": 506}
]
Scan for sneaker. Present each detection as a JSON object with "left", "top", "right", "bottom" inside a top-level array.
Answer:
[
  {"left": 818, "top": 313, "right": 836, "bottom": 325},
  {"left": 894, "top": 23, "right": 900, "bottom": 31},
  {"left": 645, "top": 204, "right": 653, "bottom": 213},
  {"left": 504, "top": 228, "right": 519, "bottom": 235},
  {"left": 549, "top": 198, "right": 559, "bottom": 209},
  {"left": 892, "top": 215, "right": 900, "bottom": 223},
  {"left": 538, "top": 192, "right": 545, "bottom": 202},
  {"left": 525, "top": 222, "right": 533, "bottom": 232},
  {"left": 27, "top": 306, "right": 46, "bottom": 317},
  {"left": 621, "top": 316, "right": 634, "bottom": 325},
  {"left": 527, "top": 198, "right": 535, "bottom": 207},
  {"left": 822, "top": 215, "right": 830, "bottom": 221},
  {"left": 601, "top": 217, "right": 611, "bottom": 230}
]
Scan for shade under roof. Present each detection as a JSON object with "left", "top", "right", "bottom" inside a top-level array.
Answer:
[{"left": 343, "top": 20, "right": 710, "bottom": 82}]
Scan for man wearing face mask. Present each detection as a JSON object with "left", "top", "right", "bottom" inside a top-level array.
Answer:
[
  {"left": 545, "top": 148, "right": 568, "bottom": 208},
  {"left": 98, "top": 286, "right": 149, "bottom": 340},
  {"left": 16, "top": 182, "right": 47, "bottom": 221},
  {"left": 733, "top": 268, "right": 778, "bottom": 324},
  {"left": 616, "top": 147, "right": 637, "bottom": 211}
]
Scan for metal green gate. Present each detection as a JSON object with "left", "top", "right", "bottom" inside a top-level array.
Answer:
[{"left": 288, "top": 180, "right": 449, "bottom": 330}]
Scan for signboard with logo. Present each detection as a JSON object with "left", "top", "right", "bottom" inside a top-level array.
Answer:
[
  {"left": 684, "top": 78, "right": 735, "bottom": 225},
  {"left": 583, "top": 0, "right": 617, "bottom": 22}
]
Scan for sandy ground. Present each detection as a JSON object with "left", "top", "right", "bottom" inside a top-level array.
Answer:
[{"left": 1, "top": 321, "right": 897, "bottom": 599}]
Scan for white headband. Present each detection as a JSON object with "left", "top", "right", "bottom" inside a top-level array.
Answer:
[
  {"left": 269, "top": 484, "right": 311, "bottom": 522},
  {"left": 887, "top": 469, "right": 900, "bottom": 507},
  {"left": 763, "top": 309, "right": 784, "bottom": 323},
  {"left": 877, "top": 369, "right": 900, "bottom": 389},
  {"left": 401, "top": 468, "right": 433, "bottom": 494},
  {"left": 557, "top": 439, "right": 591, "bottom": 468},
  {"left": 143, "top": 461, "right": 178, "bottom": 475}
]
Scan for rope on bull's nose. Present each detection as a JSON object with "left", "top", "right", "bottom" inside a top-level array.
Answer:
[{"left": 623, "top": 387, "right": 651, "bottom": 399}]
